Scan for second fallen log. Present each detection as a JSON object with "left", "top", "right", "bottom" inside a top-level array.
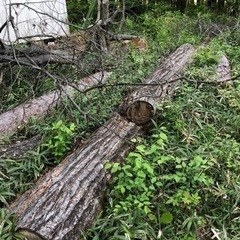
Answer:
[{"left": 0, "top": 71, "right": 109, "bottom": 139}]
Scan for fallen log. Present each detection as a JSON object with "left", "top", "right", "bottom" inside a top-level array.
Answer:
[
  {"left": 0, "top": 71, "right": 110, "bottom": 139},
  {"left": 118, "top": 43, "right": 195, "bottom": 125},
  {"left": 0, "top": 42, "right": 78, "bottom": 65},
  {"left": 10, "top": 44, "right": 195, "bottom": 240},
  {"left": 0, "top": 135, "right": 41, "bottom": 160}
]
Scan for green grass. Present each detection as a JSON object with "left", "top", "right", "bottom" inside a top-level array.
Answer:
[
  {"left": 84, "top": 33, "right": 240, "bottom": 240},
  {"left": 85, "top": 78, "right": 240, "bottom": 240}
]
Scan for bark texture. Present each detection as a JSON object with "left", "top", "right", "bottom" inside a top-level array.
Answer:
[
  {"left": 0, "top": 135, "right": 41, "bottom": 159},
  {"left": 10, "top": 44, "right": 195, "bottom": 240},
  {"left": 216, "top": 54, "right": 232, "bottom": 84},
  {"left": 0, "top": 44, "right": 77, "bottom": 65},
  {"left": 0, "top": 71, "right": 109, "bottom": 139}
]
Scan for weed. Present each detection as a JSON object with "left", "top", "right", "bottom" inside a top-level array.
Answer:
[
  {"left": 41, "top": 120, "right": 75, "bottom": 163},
  {"left": 0, "top": 209, "right": 24, "bottom": 240}
]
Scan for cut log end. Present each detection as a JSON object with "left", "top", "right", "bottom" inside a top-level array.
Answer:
[{"left": 126, "top": 101, "right": 154, "bottom": 126}]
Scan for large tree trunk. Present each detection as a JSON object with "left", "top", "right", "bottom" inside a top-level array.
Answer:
[
  {"left": 10, "top": 44, "right": 195, "bottom": 240},
  {"left": 176, "top": 0, "right": 187, "bottom": 12},
  {"left": 217, "top": 0, "right": 224, "bottom": 11},
  {"left": 0, "top": 71, "right": 109, "bottom": 139}
]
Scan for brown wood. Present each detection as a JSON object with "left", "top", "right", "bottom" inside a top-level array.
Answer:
[
  {"left": 0, "top": 135, "right": 41, "bottom": 159},
  {"left": 216, "top": 54, "right": 232, "bottom": 84},
  {"left": 126, "top": 100, "right": 154, "bottom": 126},
  {"left": 0, "top": 72, "right": 110, "bottom": 139},
  {"left": 10, "top": 44, "right": 195, "bottom": 240}
]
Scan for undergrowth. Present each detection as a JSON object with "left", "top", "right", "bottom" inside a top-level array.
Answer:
[
  {"left": 0, "top": 5, "right": 240, "bottom": 240},
  {"left": 85, "top": 69, "right": 240, "bottom": 240},
  {"left": 83, "top": 32, "right": 240, "bottom": 239}
]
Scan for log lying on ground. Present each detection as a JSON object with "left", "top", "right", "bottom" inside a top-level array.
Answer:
[
  {"left": 216, "top": 54, "right": 232, "bottom": 84},
  {"left": 0, "top": 135, "right": 41, "bottom": 160},
  {"left": 0, "top": 44, "right": 78, "bottom": 65},
  {"left": 0, "top": 71, "right": 110, "bottom": 139},
  {"left": 118, "top": 43, "right": 195, "bottom": 125},
  {"left": 10, "top": 44, "right": 195, "bottom": 240}
]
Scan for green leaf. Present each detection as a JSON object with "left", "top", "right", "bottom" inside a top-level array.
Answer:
[
  {"left": 104, "top": 163, "right": 112, "bottom": 170},
  {"left": 143, "top": 163, "right": 154, "bottom": 175},
  {"left": 120, "top": 186, "right": 125, "bottom": 194},
  {"left": 157, "top": 139, "right": 164, "bottom": 146},
  {"left": 151, "top": 176, "right": 157, "bottom": 183},
  {"left": 144, "top": 205, "right": 151, "bottom": 214},
  {"left": 111, "top": 163, "right": 120, "bottom": 173},
  {"left": 128, "top": 152, "right": 143, "bottom": 159},
  {"left": 137, "top": 170, "right": 146, "bottom": 178},
  {"left": 159, "top": 132, "right": 168, "bottom": 140},
  {"left": 173, "top": 175, "right": 181, "bottom": 182},
  {"left": 70, "top": 123, "right": 75, "bottom": 131},
  {"left": 150, "top": 144, "right": 159, "bottom": 153},
  {"left": 157, "top": 155, "right": 172, "bottom": 164},
  {"left": 176, "top": 157, "right": 181, "bottom": 164},
  {"left": 182, "top": 191, "right": 192, "bottom": 205},
  {"left": 160, "top": 212, "right": 173, "bottom": 224},
  {"left": 126, "top": 172, "right": 133, "bottom": 177},
  {"left": 175, "top": 164, "right": 182, "bottom": 169},
  {"left": 135, "top": 158, "right": 142, "bottom": 168},
  {"left": 149, "top": 185, "right": 155, "bottom": 190},
  {"left": 182, "top": 161, "right": 187, "bottom": 168},
  {"left": 148, "top": 213, "right": 157, "bottom": 222},
  {"left": 136, "top": 145, "right": 146, "bottom": 153}
]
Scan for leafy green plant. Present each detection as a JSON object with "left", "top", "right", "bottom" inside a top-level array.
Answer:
[
  {"left": 138, "top": 11, "right": 201, "bottom": 52},
  {"left": 193, "top": 47, "right": 221, "bottom": 66},
  {"left": 85, "top": 212, "right": 158, "bottom": 240},
  {"left": 105, "top": 130, "right": 168, "bottom": 219},
  {"left": 41, "top": 120, "right": 75, "bottom": 162},
  {"left": 218, "top": 81, "right": 240, "bottom": 110}
]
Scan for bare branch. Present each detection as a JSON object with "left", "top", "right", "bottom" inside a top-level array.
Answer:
[
  {"left": 108, "top": 33, "right": 138, "bottom": 41},
  {"left": 119, "top": 0, "right": 126, "bottom": 30}
]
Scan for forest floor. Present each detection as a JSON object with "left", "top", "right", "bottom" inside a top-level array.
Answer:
[{"left": 0, "top": 6, "right": 240, "bottom": 240}]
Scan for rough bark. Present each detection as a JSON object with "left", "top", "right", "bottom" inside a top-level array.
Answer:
[
  {"left": 10, "top": 44, "right": 195, "bottom": 240},
  {"left": 0, "top": 135, "right": 41, "bottom": 160},
  {"left": 0, "top": 44, "right": 78, "bottom": 65},
  {"left": 176, "top": 0, "right": 187, "bottom": 12},
  {"left": 216, "top": 54, "right": 232, "bottom": 84},
  {"left": 0, "top": 71, "right": 110, "bottom": 139}
]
